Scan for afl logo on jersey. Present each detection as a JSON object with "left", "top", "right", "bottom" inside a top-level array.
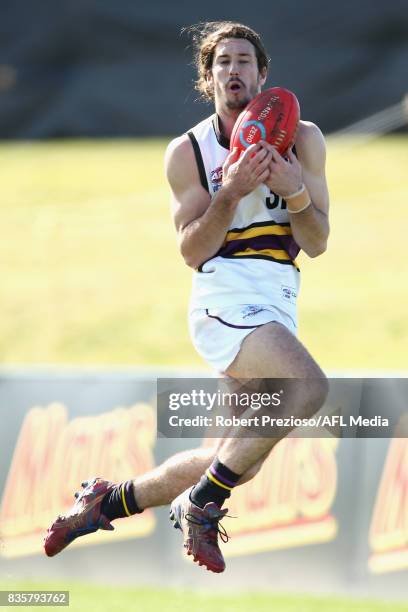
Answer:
[{"left": 210, "top": 166, "right": 223, "bottom": 191}]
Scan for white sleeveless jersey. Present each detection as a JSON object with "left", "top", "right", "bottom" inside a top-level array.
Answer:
[{"left": 187, "top": 114, "right": 301, "bottom": 319}]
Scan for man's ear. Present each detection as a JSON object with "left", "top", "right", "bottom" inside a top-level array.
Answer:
[
  {"left": 206, "top": 70, "right": 214, "bottom": 94},
  {"left": 259, "top": 67, "right": 267, "bottom": 87}
]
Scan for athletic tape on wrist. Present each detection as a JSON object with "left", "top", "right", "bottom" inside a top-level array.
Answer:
[
  {"left": 285, "top": 183, "right": 312, "bottom": 214},
  {"left": 285, "top": 184, "right": 305, "bottom": 200},
  {"left": 287, "top": 199, "right": 312, "bottom": 214}
]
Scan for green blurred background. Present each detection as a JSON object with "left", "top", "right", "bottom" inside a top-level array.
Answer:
[{"left": 1, "top": 136, "right": 406, "bottom": 370}]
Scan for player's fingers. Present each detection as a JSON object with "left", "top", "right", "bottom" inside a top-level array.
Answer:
[
  {"left": 286, "top": 149, "right": 297, "bottom": 164},
  {"left": 224, "top": 147, "right": 239, "bottom": 167},
  {"left": 263, "top": 149, "right": 274, "bottom": 164},
  {"left": 270, "top": 147, "right": 283, "bottom": 163},
  {"left": 222, "top": 148, "right": 240, "bottom": 176},
  {"left": 240, "top": 142, "right": 263, "bottom": 161},
  {"left": 253, "top": 154, "right": 273, "bottom": 180},
  {"left": 255, "top": 151, "right": 273, "bottom": 173},
  {"left": 249, "top": 146, "right": 271, "bottom": 166},
  {"left": 251, "top": 151, "right": 273, "bottom": 175},
  {"left": 251, "top": 148, "right": 269, "bottom": 165},
  {"left": 255, "top": 168, "right": 271, "bottom": 185},
  {"left": 259, "top": 140, "right": 275, "bottom": 154},
  {"left": 266, "top": 161, "right": 278, "bottom": 179},
  {"left": 230, "top": 146, "right": 240, "bottom": 161}
]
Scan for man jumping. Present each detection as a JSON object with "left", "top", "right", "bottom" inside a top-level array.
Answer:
[{"left": 44, "top": 21, "right": 330, "bottom": 574}]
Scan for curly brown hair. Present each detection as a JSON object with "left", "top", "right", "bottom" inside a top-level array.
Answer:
[{"left": 185, "top": 21, "right": 269, "bottom": 101}]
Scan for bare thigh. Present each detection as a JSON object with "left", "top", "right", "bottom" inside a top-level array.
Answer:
[
  {"left": 225, "top": 321, "right": 325, "bottom": 379},
  {"left": 210, "top": 323, "right": 328, "bottom": 477}
]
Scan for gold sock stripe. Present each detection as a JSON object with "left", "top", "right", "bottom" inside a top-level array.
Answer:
[
  {"left": 206, "top": 469, "right": 233, "bottom": 491},
  {"left": 121, "top": 483, "right": 132, "bottom": 517}
]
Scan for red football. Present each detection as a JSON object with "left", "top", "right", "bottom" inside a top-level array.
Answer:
[{"left": 230, "top": 87, "right": 300, "bottom": 156}]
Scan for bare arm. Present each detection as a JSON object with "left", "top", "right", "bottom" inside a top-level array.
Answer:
[
  {"left": 165, "top": 135, "right": 272, "bottom": 268},
  {"left": 264, "top": 122, "right": 330, "bottom": 258}
]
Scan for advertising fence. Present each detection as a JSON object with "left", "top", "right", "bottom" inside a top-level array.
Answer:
[{"left": 0, "top": 370, "right": 407, "bottom": 596}]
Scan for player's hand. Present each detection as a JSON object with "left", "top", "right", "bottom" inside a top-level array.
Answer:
[
  {"left": 262, "top": 145, "right": 303, "bottom": 197},
  {"left": 222, "top": 142, "right": 273, "bottom": 201}
]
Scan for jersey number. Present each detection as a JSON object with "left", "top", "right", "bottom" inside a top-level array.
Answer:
[{"left": 265, "top": 192, "right": 287, "bottom": 210}]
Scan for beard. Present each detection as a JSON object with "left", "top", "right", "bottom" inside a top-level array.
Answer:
[
  {"left": 225, "top": 96, "right": 250, "bottom": 110},
  {"left": 224, "top": 83, "right": 260, "bottom": 111}
]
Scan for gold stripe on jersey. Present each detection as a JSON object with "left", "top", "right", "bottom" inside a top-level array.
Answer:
[
  {"left": 227, "top": 248, "right": 300, "bottom": 270},
  {"left": 225, "top": 224, "right": 292, "bottom": 241},
  {"left": 216, "top": 221, "right": 300, "bottom": 270},
  {"left": 232, "top": 248, "right": 291, "bottom": 260}
]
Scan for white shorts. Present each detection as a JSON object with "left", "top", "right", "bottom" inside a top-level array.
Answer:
[{"left": 189, "top": 304, "right": 298, "bottom": 374}]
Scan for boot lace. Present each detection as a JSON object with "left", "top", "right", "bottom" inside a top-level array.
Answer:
[{"left": 185, "top": 512, "right": 230, "bottom": 544}]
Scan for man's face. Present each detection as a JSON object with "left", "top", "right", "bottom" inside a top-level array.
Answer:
[{"left": 207, "top": 38, "right": 267, "bottom": 111}]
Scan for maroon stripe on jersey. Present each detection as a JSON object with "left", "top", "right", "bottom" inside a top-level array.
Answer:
[{"left": 217, "top": 235, "right": 300, "bottom": 260}]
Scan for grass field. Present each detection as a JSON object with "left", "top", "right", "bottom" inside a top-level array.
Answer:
[
  {"left": 0, "top": 136, "right": 407, "bottom": 369},
  {"left": 1, "top": 582, "right": 407, "bottom": 612}
]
